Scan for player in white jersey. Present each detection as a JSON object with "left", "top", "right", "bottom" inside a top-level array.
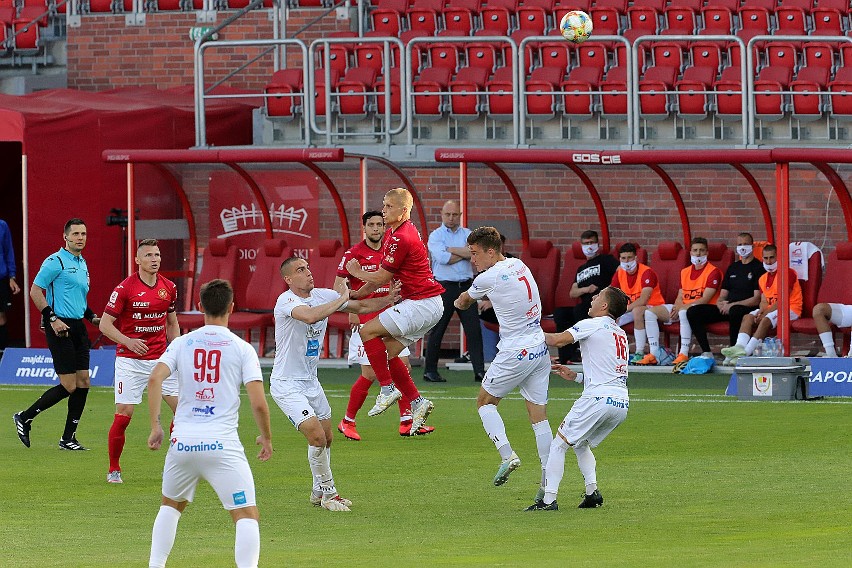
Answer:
[
  {"left": 526, "top": 286, "right": 630, "bottom": 512},
  {"left": 146, "top": 279, "right": 273, "bottom": 568},
  {"left": 270, "top": 257, "right": 400, "bottom": 512},
  {"left": 454, "top": 227, "right": 553, "bottom": 491}
]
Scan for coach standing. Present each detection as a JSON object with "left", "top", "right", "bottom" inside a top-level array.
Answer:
[
  {"left": 424, "top": 200, "right": 485, "bottom": 383},
  {"left": 13, "top": 218, "right": 100, "bottom": 451}
]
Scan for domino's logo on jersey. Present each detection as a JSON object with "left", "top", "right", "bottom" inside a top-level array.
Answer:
[
  {"left": 516, "top": 349, "right": 528, "bottom": 360},
  {"left": 517, "top": 344, "right": 548, "bottom": 361}
]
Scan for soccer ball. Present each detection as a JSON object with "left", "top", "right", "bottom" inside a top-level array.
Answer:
[{"left": 559, "top": 10, "right": 593, "bottom": 44}]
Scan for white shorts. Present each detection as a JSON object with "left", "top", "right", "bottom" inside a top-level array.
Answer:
[
  {"left": 161, "top": 437, "right": 255, "bottom": 510},
  {"left": 348, "top": 328, "right": 410, "bottom": 366},
  {"left": 270, "top": 378, "right": 332, "bottom": 429},
  {"left": 748, "top": 309, "right": 800, "bottom": 328},
  {"left": 378, "top": 295, "right": 443, "bottom": 347},
  {"left": 558, "top": 394, "right": 628, "bottom": 448},
  {"left": 828, "top": 303, "right": 852, "bottom": 328},
  {"left": 114, "top": 356, "right": 178, "bottom": 405},
  {"left": 481, "top": 341, "right": 551, "bottom": 405}
]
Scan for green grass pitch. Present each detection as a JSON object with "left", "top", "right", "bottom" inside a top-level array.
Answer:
[{"left": 2, "top": 369, "right": 852, "bottom": 567}]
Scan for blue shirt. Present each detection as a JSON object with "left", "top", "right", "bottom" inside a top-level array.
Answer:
[
  {"left": 428, "top": 224, "right": 473, "bottom": 282},
  {"left": 0, "top": 219, "right": 15, "bottom": 279},
  {"left": 33, "top": 248, "right": 90, "bottom": 319}
]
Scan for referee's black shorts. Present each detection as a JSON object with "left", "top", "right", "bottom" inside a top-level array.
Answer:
[
  {"left": 45, "top": 317, "right": 90, "bottom": 375},
  {"left": 0, "top": 277, "right": 10, "bottom": 313}
]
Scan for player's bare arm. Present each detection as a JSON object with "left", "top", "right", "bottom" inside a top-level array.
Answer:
[
  {"left": 692, "top": 287, "right": 718, "bottom": 307},
  {"left": 344, "top": 281, "right": 401, "bottom": 315},
  {"left": 551, "top": 363, "right": 581, "bottom": 383},
  {"left": 165, "top": 311, "right": 180, "bottom": 343},
  {"left": 345, "top": 258, "right": 394, "bottom": 286},
  {"left": 545, "top": 330, "right": 576, "bottom": 348},
  {"left": 454, "top": 290, "right": 476, "bottom": 311},
  {"left": 246, "top": 381, "right": 273, "bottom": 461},
  {"left": 631, "top": 287, "right": 653, "bottom": 309},
  {"left": 99, "top": 312, "right": 149, "bottom": 355},
  {"left": 147, "top": 362, "right": 172, "bottom": 450},
  {"left": 30, "top": 284, "right": 70, "bottom": 334},
  {"left": 290, "top": 291, "right": 351, "bottom": 325}
]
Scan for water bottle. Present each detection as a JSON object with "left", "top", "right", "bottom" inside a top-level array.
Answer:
[
  {"left": 775, "top": 338, "right": 783, "bottom": 357},
  {"left": 767, "top": 338, "right": 776, "bottom": 357},
  {"left": 754, "top": 339, "right": 763, "bottom": 357}
]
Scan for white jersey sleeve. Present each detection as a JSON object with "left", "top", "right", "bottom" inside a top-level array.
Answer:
[
  {"left": 471, "top": 258, "right": 545, "bottom": 350},
  {"left": 570, "top": 316, "right": 629, "bottom": 398}
]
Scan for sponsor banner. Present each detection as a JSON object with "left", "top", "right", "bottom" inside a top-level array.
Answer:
[
  {"left": 808, "top": 358, "right": 852, "bottom": 397},
  {"left": 0, "top": 348, "right": 116, "bottom": 387}
]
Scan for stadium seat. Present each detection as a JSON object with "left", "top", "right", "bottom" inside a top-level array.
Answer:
[
  {"left": 407, "top": 7, "right": 439, "bottom": 34},
  {"left": 487, "top": 0, "right": 518, "bottom": 11},
  {"left": 178, "top": 238, "right": 238, "bottom": 332},
  {"left": 764, "top": 42, "right": 799, "bottom": 78},
  {"left": 449, "top": 66, "right": 489, "bottom": 119},
  {"left": 316, "top": 44, "right": 350, "bottom": 77},
  {"left": 758, "top": 64, "right": 793, "bottom": 87},
  {"left": 795, "top": 65, "right": 830, "bottom": 86},
  {"left": 689, "top": 42, "right": 723, "bottom": 76},
  {"left": 561, "top": 80, "right": 596, "bottom": 120},
  {"left": 375, "top": 72, "right": 402, "bottom": 116},
  {"left": 699, "top": 6, "right": 734, "bottom": 35},
  {"left": 611, "top": 242, "right": 649, "bottom": 264},
  {"left": 816, "top": 0, "right": 849, "bottom": 12},
  {"left": 465, "top": 42, "right": 499, "bottom": 74},
  {"left": 651, "top": 241, "right": 689, "bottom": 304},
  {"left": 632, "top": 0, "right": 667, "bottom": 12},
  {"left": 639, "top": 80, "right": 671, "bottom": 119},
  {"left": 676, "top": 79, "right": 710, "bottom": 120},
  {"left": 802, "top": 43, "right": 835, "bottom": 76},
  {"left": 337, "top": 67, "right": 378, "bottom": 119},
  {"left": 811, "top": 8, "right": 844, "bottom": 35},
  {"left": 411, "top": 0, "right": 444, "bottom": 10},
  {"left": 708, "top": 242, "right": 734, "bottom": 276},
  {"left": 480, "top": 7, "right": 512, "bottom": 34},
  {"left": 313, "top": 69, "right": 341, "bottom": 118},
  {"left": 661, "top": 6, "right": 696, "bottom": 35},
  {"left": 448, "top": 0, "right": 481, "bottom": 10},
  {"left": 681, "top": 64, "right": 718, "bottom": 86},
  {"left": 539, "top": 41, "right": 572, "bottom": 74},
  {"left": 568, "top": 64, "right": 604, "bottom": 86},
  {"left": 413, "top": 66, "right": 452, "bottom": 119},
  {"left": 737, "top": 7, "right": 772, "bottom": 45},
  {"left": 779, "top": 0, "right": 814, "bottom": 12},
  {"left": 576, "top": 42, "right": 611, "bottom": 76},
  {"left": 669, "top": 0, "right": 704, "bottom": 12},
  {"left": 443, "top": 7, "right": 475, "bottom": 34},
  {"left": 12, "top": 18, "right": 39, "bottom": 52},
  {"left": 744, "top": 0, "right": 777, "bottom": 11},
  {"left": 371, "top": 8, "right": 403, "bottom": 35},
  {"left": 828, "top": 80, "right": 852, "bottom": 121},
  {"left": 517, "top": 6, "right": 548, "bottom": 34},
  {"left": 545, "top": 243, "right": 588, "bottom": 330},
  {"left": 485, "top": 68, "right": 515, "bottom": 120},
  {"left": 594, "top": 0, "right": 628, "bottom": 16},
  {"left": 754, "top": 80, "right": 787, "bottom": 121},
  {"left": 589, "top": 7, "right": 620, "bottom": 35},
  {"left": 715, "top": 77, "right": 745, "bottom": 121},
  {"left": 428, "top": 44, "right": 460, "bottom": 73},
  {"left": 354, "top": 42, "right": 390, "bottom": 74},
  {"left": 227, "top": 239, "right": 291, "bottom": 356},
  {"left": 775, "top": 6, "right": 809, "bottom": 34},
  {"left": 520, "top": 239, "right": 561, "bottom": 319},
  {"left": 600, "top": 79, "right": 628, "bottom": 120},
  {"left": 791, "top": 80, "right": 825, "bottom": 121},
  {"left": 265, "top": 68, "right": 304, "bottom": 119},
  {"left": 623, "top": 6, "right": 660, "bottom": 43}
]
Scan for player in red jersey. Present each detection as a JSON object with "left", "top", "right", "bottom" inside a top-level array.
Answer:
[
  {"left": 346, "top": 188, "right": 444, "bottom": 434},
  {"left": 99, "top": 239, "right": 180, "bottom": 484},
  {"left": 335, "top": 210, "right": 435, "bottom": 440}
]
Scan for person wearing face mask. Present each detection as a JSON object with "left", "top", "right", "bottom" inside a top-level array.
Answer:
[
  {"left": 553, "top": 230, "right": 619, "bottom": 364},
  {"left": 645, "top": 237, "right": 723, "bottom": 366},
  {"left": 686, "top": 233, "right": 765, "bottom": 361},
  {"left": 608, "top": 243, "right": 666, "bottom": 364},
  {"left": 721, "top": 244, "right": 802, "bottom": 363}
]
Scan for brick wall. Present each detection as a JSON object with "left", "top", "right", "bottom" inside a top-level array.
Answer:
[{"left": 67, "top": 8, "right": 348, "bottom": 91}]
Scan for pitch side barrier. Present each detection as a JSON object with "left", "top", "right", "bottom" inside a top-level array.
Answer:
[{"left": 435, "top": 147, "right": 852, "bottom": 357}]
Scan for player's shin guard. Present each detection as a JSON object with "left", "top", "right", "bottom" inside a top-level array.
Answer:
[
  {"left": 645, "top": 310, "right": 661, "bottom": 352},
  {"left": 308, "top": 445, "right": 336, "bottom": 496},
  {"left": 543, "top": 436, "right": 569, "bottom": 505},
  {"left": 573, "top": 441, "right": 597, "bottom": 494},
  {"left": 108, "top": 414, "right": 132, "bottom": 472},
  {"left": 531, "top": 420, "right": 552, "bottom": 486},
  {"left": 149, "top": 505, "right": 181, "bottom": 568},
  {"left": 63, "top": 387, "right": 89, "bottom": 440},
  {"left": 234, "top": 518, "right": 260, "bottom": 568},
  {"left": 346, "top": 376, "right": 372, "bottom": 420},
  {"left": 479, "top": 404, "right": 512, "bottom": 460},
  {"left": 363, "top": 337, "right": 393, "bottom": 386},
  {"left": 388, "top": 356, "right": 420, "bottom": 401}
]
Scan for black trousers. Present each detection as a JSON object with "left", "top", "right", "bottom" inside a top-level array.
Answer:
[
  {"left": 553, "top": 301, "right": 591, "bottom": 363},
  {"left": 425, "top": 280, "right": 485, "bottom": 376},
  {"left": 687, "top": 303, "right": 753, "bottom": 352}
]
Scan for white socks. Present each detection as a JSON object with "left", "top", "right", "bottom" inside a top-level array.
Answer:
[
  {"left": 634, "top": 328, "right": 647, "bottom": 354},
  {"left": 150, "top": 505, "right": 181, "bottom": 568},
  {"left": 819, "top": 331, "right": 837, "bottom": 356},
  {"left": 745, "top": 336, "right": 760, "bottom": 356},
  {"left": 645, "top": 310, "right": 660, "bottom": 352},
  {"left": 736, "top": 332, "right": 750, "bottom": 348},
  {"left": 235, "top": 518, "right": 260, "bottom": 568},
  {"left": 543, "top": 436, "right": 569, "bottom": 505},
  {"left": 308, "top": 445, "right": 336, "bottom": 496},
  {"left": 678, "top": 309, "right": 691, "bottom": 356},
  {"left": 531, "top": 419, "right": 552, "bottom": 486},
  {"left": 574, "top": 442, "right": 598, "bottom": 495},
  {"left": 479, "top": 404, "right": 513, "bottom": 460},
  {"left": 151, "top": 506, "right": 260, "bottom": 568}
]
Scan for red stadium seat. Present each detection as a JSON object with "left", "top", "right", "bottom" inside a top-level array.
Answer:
[
  {"left": 753, "top": 80, "right": 787, "bottom": 121},
  {"left": 517, "top": 6, "right": 548, "bottom": 34},
  {"left": 632, "top": 0, "right": 666, "bottom": 11},
  {"left": 802, "top": 43, "right": 835, "bottom": 75},
  {"left": 708, "top": 242, "right": 734, "bottom": 276},
  {"left": 790, "top": 80, "right": 825, "bottom": 120},
  {"left": 413, "top": 66, "right": 452, "bottom": 119},
  {"left": 443, "top": 7, "right": 475, "bottom": 34},
  {"left": 624, "top": 6, "right": 660, "bottom": 42},
  {"left": 371, "top": 9, "right": 403, "bottom": 35},
  {"left": 594, "top": 0, "right": 628, "bottom": 16},
  {"left": 313, "top": 69, "right": 341, "bottom": 117},
  {"left": 486, "top": 75, "right": 515, "bottom": 119},
  {"left": 561, "top": 80, "right": 596, "bottom": 120},
  {"left": 589, "top": 7, "right": 620, "bottom": 35},
  {"left": 704, "top": 0, "right": 739, "bottom": 10},
  {"left": 662, "top": 6, "right": 696, "bottom": 35},
  {"left": 811, "top": 8, "right": 844, "bottom": 35},
  {"left": 763, "top": 42, "right": 799, "bottom": 77},
  {"left": 600, "top": 79, "right": 628, "bottom": 119},
  {"left": 227, "top": 239, "right": 291, "bottom": 356},
  {"left": 676, "top": 79, "right": 710, "bottom": 120},
  {"left": 795, "top": 65, "right": 830, "bottom": 86},
  {"left": 779, "top": 0, "right": 813, "bottom": 12},
  {"left": 668, "top": 0, "right": 704, "bottom": 11},
  {"left": 775, "top": 6, "right": 808, "bottom": 34},
  {"left": 643, "top": 64, "right": 679, "bottom": 88},
  {"left": 651, "top": 241, "right": 689, "bottom": 304},
  {"left": 639, "top": 80, "right": 671, "bottom": 119},
  {"left": 465, "top": 42, "right": 499, "bottom": 74},
  {"left": 428, "top": 43, "right": 460, "bottom": 73},
  {"left": 338, "top": 67, "right": 379, "bottom": 119},
  {"left": 568, "top": 64, "right": 603, "bottom": 86},
  {"left": 576, "top": 42, "right": 611, "bottom": 75},
  {"left": 407, "top": 8, "right": 439, "bottom": 34},
  {"left": 375, "top": 71, "right": 402, "bottom": 116},
  {"left": 480, "top": 7, "right": 512, "bottom": 34},
  {"left": 689, "top": 42, "right": 723, "bottom": 75},
  {"left": 265, "top": 69, "right": 304, "bottom": 119},
  {"left": 699, "top": 6, "right": 734, "bottom": 35},
  {"left": 520, "top": 239, "right": 561, "bottom": 318},
  {"left": 539, "top": 41, "right": 572, "bottom": 74},
  {"left": 178, "top": 238, "right": 238, "bottom": 332},
  {"left": 449, "top": 66, "right": 489, "bottom": 119}
]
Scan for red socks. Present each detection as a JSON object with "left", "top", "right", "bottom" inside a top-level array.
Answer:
[
  {"left": 346, "top": 376, "right": 372, "bottom": 420},
  {"left": 108, "top": 414, "right": 132, "bottom": 472},
  {"left": 388, "top": 356, "right": 421, "bottom": 402},
  {"left": 363, "top": 337, "right": 393, "bottom": 386}
]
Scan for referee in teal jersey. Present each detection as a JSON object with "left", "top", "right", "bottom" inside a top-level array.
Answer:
[{"left": 13, "top": 218, "right": 101, "bottom": 450}]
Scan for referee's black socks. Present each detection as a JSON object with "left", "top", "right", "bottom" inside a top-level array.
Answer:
[
  {"left": 63, "top": 387, "right": 89, "bottom": 441},
  {"left": 20, "top": 384, "right": 72, "bottom": 422}
]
